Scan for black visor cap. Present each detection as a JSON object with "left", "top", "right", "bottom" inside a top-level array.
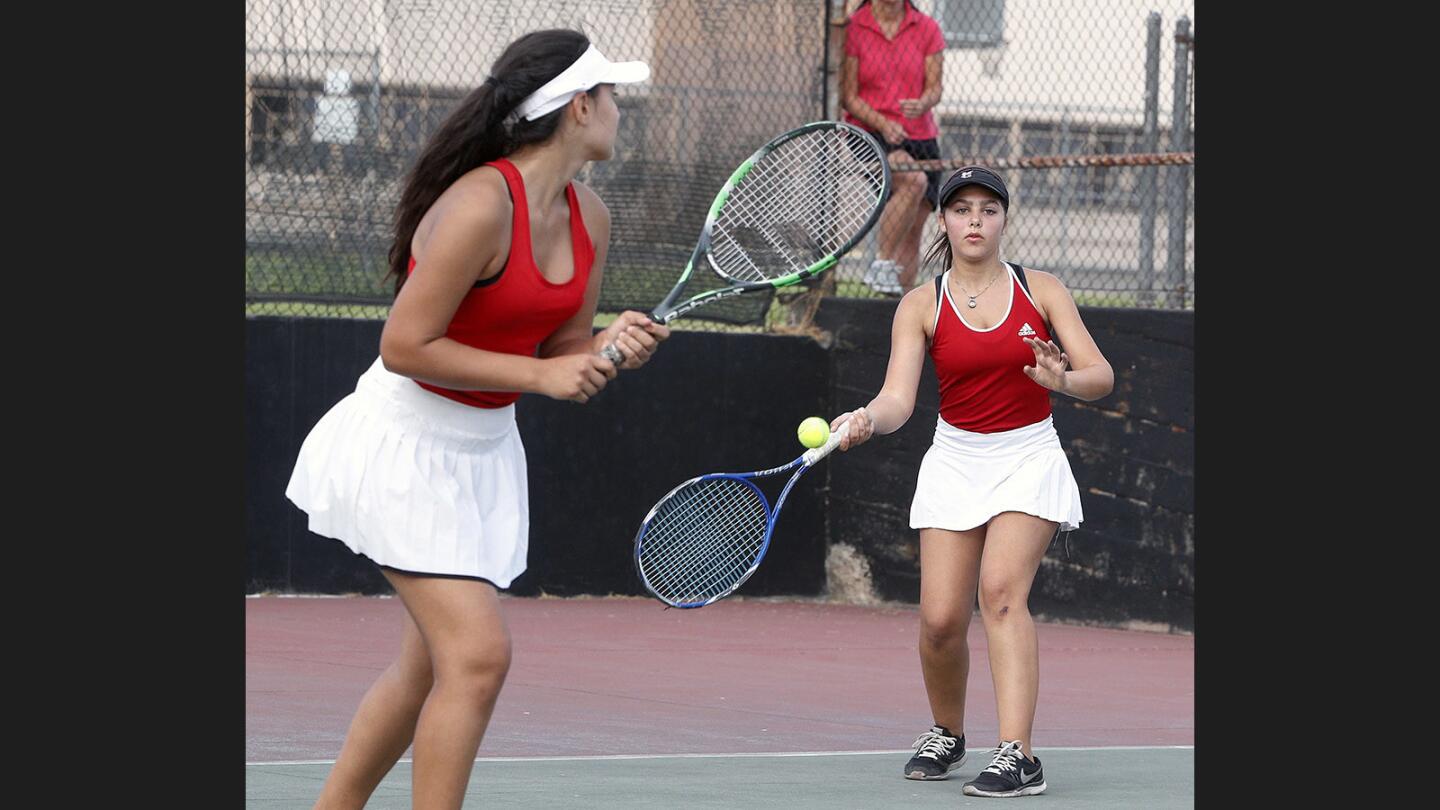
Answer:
[{"left": 938, "top": 166, "right": 1009, "bottom": 209}]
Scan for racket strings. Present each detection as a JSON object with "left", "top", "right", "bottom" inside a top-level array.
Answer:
[
  {"left": 637, "top": 477, "right": 770, "bottom": 605},
  {"left": 711, "top": 130, "right": 887, "bottom": 283},
  {"left": 644, "top": 483, "right": 764, "bottom": 601},
  {"left": 714, "top": 170, "right": 851, "bottom": 279},
  {"left": 650, "top": 499, "right": 756, "bottom": 587},
  {"left": 645, "top": 515, "right": 759, "bottom": 603}
]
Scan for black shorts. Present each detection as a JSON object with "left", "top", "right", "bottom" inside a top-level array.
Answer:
[{"left": 889, "top": 137, "right": 942, "bottom": 210}]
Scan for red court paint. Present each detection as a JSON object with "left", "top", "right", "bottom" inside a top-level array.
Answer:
[{"left": 246, "top": 596, "right": 1192, "bottom": 762}]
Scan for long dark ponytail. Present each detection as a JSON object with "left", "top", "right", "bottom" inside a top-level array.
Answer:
[
  {"left": 921, "top": 224, "right": 953, "bottom": 278},
  {"left": 386, "top": 29, "right": 592, "bottom": 297}
]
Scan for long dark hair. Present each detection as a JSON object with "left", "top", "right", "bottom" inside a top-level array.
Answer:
[
  {"left": 921, "top": 223, "right": 955, "bottom": 277},
  {"left": 386, "top": 29, "right": 593, "bottom": 297}
]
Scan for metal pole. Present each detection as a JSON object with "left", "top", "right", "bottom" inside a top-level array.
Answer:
[
  {"left": 1140, "top": 12, "right": 1161, "bottom": 306},
  {"left": 245, "top": 72, "right": 254, "bottom": 172},
  {"left": 369, "top": 50, "right": 382, "bottom": 152},
  {"left": 798, "top": 0, "right": 851, "bottom": 320},
  {"left": 1164, "top": 16, "right": 1192, "bottom": 309},
  {"left": 1058, "top": 113, "right": 1071, "bottom": 278},
  {"left": 824, "top": 0, "right": 845, "bottom": 122}
]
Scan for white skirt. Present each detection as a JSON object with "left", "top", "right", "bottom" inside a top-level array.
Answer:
[
  {"left": 909, "top": 415, "right": 1083, "bottom": 533},
  {"left": 285, "top": 357, "right": 529, "bottom": 587}
]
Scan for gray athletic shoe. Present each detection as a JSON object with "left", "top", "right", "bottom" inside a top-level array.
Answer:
[
  {"left": 863, "top": 259, "right": 903, "bottom": 295},
  {"left": 903, "top": 724, "right": 966, "bottom": 780},
  {"left": 962, "top": 740, "right": 1047, "bottom": 797}
]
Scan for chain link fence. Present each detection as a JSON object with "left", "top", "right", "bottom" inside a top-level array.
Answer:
[{"left": 246, "top": 0, "right": 1194, "bottom": 323}]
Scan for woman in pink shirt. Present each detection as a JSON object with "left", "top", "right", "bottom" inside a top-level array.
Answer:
[{"left": 841, "top": 0, "right": 945, "bottom": 294}]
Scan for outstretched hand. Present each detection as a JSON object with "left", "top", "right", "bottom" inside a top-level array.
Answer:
[{"left": 1022, "top": 338, "right": 1070, "bottom": 393}]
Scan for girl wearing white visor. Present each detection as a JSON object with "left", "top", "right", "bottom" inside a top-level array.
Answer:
[{"left": 287, "top": 30, "right": 664, "bottom": 809}]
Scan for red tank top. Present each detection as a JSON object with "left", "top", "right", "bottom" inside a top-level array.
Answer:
[
  {"left": 930, "top": 263, "right": 1053, "bottom": 433},
  {"left": 407, "top": 158, "right": 594, "bottom": 409}
]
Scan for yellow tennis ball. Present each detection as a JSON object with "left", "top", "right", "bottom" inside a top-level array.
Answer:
[{"left": 797, "top": 416, "right": 830, "bottom": 449}]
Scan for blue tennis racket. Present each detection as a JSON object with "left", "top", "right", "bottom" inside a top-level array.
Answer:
[{"left": 633, "top": 422, "right": 850, "bottom": 608}]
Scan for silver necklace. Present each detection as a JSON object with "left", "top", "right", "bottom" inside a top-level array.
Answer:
[{"left": 953, "top": 269, "right": 1002, "bottom": 308}]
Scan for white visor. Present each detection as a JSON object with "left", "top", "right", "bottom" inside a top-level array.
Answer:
[{"left": 513, "top": 44, "right": 650, "bottom": 121}]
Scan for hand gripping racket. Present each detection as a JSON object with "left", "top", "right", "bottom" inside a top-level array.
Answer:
[
  {"left": 633, "top": 423, "right": 850, "bottom": 608},
  {"left": 600, "top": 121, "right": 890, "bottom": 363}
]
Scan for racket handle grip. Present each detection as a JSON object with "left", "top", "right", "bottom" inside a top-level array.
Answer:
[
  {"left": 802, "top": 422, "right": 850, "bottom": 466},
  {"left": 599, "top": 310, "right": 665, "bottom": 367}
]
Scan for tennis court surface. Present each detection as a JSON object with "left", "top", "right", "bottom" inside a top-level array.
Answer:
[{"left": 246, "top": 595, "right": 1193, "bottom": 807}]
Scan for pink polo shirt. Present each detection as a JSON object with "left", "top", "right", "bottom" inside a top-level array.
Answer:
[{"left": 843, "top": 3, "right": 945, "bottom": 141}]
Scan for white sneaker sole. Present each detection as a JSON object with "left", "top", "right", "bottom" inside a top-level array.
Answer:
[
  {"left": 903, "top": 750, "right": 966, "bottom": 780},
  {"left": 962, "top": 780, "right": 1047, "bottom": 797}
]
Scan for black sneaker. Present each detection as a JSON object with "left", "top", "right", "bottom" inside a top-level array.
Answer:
[
  {"left": 902, "top": 724, "right": 966, "bottom": 780},
  {"left": 962, "top": 740, "right": 1046, "bottom": 797}
]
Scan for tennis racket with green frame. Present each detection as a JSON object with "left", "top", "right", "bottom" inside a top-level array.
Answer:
[{"left": 600, "top": 120, "right": 891, "bottom": 363}]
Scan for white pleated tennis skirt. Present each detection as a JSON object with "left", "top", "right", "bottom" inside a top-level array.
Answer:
[
  {"left": 909, "top": 414, "right": 1083, "bottom": 533},
  {"left": 285, "top": 357, "right": 529, "bottom": 587}
]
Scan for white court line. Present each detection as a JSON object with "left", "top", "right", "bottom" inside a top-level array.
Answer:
[{"left": 247, "top": 745, "right": 1193, "bottom": 767}]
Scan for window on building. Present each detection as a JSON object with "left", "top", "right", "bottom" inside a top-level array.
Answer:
[{"left": 932, "top": 0, "right": 1005, "bottom": 49}]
